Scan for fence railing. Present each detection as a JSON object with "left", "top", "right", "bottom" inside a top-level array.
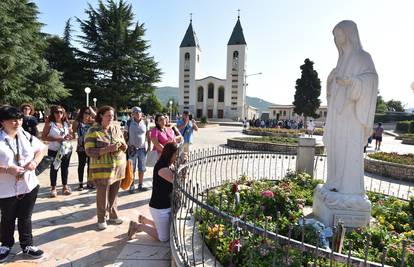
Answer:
[{"left": 171, "top": 148, "right": 411, "bottom": 267}]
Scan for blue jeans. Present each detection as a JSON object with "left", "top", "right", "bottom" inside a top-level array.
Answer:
[{"left": 130, "top": 147, "right": 147, "bottom": 179}]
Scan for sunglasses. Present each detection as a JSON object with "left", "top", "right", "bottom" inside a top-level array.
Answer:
[{"left": 54, "top": 111, "right": 64, "bottom": 114}]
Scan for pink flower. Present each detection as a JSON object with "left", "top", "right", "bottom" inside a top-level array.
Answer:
[{"left": 261, "top": 190, "right": 274, "bottom": 198}]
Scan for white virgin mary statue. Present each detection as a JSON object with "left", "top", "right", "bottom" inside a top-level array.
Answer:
[{"left": 323, "top": 20, "right": 378, "bottom": 195}]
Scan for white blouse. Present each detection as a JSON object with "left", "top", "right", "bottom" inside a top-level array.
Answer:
[
  {"left": 48, "top": 121, "right": 70, "bottom": 151},
  {"left": 0, "top": 129, "right": 46, "bottom": 198}
]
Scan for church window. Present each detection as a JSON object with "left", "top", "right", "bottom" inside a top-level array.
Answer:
[
  {"left": 232, "top": 85, "right": 238, "bottom": 89},
  {"left": 233, "top": 51, "right": 239, "bottom": 59},
  {"left": 197, "top": 86, "right": 204, "bottom": 102},
  {"left": 184, "top": 53, "right": 190, "bottom": 69},
  {"left": 184, "top": 74, "right": 190, "bottom": 78},
  {"left": 273, "top": 110, "right": 276, "bottom": 116},
  {"left": 232, "top": 80, "right": 238, "bottom": 83},
  {"left": 184, "top": 101, "right": 189, "bottom": 105},
  {"left": 184, "top": 80, "right": 189, "bottom": 83},
  {"left": 184, "top": 85, "right": 189, "bottom": 88},
  {"left": 283, "top": 110, "right": 286, "bottom": 116},
  {"left": 184, "top": 53, "right": 190, "bottom": 61},
  {"left": 324, "top": 111, "right": 327, "bottom": 117},
  {"left": 208, "top": 83, "right": 214, "bottom": 99},
  {"left": 232, "top": 51, "right": 239, "bottom": 70},
  {"left": 218, "top": 87, "right": 225, "bottom": 102}
]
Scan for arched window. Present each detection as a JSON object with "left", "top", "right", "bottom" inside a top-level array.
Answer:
[
  {"left": 232, "top": 51, "right": 239, "bottom": 70},
  {"left": 197, "top": 86, "right": 203, "bottom": 102},
  {"left": 185, "top": 53, "right": 190, "bottom": 61},
  {"left": 233, "top": 51, "right": 239, "bottom": 59},
  {"left": 218, "top": 87, "right": 225, "bottom": 102},
  {"left": 208, "top": 83, "right": 214, "bottom": 99}
]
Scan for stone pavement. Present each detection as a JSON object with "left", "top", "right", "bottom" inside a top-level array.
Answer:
[{"left": 2, "top": 125, "right": 412, "bottom": 266}]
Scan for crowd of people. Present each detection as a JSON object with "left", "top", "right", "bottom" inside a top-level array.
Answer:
[
  {"left": 246, "top": 118, "right": 307, "bottom": 130},
  {"left": 0, "top": 103, "right": 198, "bottom": 263}
]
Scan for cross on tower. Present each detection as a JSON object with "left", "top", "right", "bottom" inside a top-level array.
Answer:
[
  {"left": 190, "top": 12, "right": 193, "bottom": 23},
  {"left": 237, "top": 9, "right": 240, "bottom": 19}
]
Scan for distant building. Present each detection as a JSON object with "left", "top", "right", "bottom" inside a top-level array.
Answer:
[
  {"left": 268, "top": 105, "right": 328, "bottom": 126},
  {"left": 178, "top": 16, "right": 253, "bottom": 120}
]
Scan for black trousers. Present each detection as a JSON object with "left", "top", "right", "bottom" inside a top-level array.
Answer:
[
  {"left": 48, "top": 149, "right": 72, "bottom": 186},
  {"left": 0, "top": 185, "right": 39, "bottom": 249},
  {"left": 77, "top": 151, "right": 90, "bottom": 184}
]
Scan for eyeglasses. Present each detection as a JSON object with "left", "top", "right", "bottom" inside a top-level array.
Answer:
[{"left": 23, "top": 107, "right": 31, "bottom": 110}]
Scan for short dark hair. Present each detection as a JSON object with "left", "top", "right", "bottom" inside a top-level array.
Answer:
[
  {"left": 95, "top": 106, "right": 115, "bottom": 124},
  {"left": 183, "top": 111, "right": 189, "bottom": 116},
  {"left": 0, "top": 105, "right": 24, "bottom": 122}
]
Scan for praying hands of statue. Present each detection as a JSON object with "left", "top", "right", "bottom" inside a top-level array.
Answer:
[{"left": 335, "top": 76, "right": 352, "bottom": 87}]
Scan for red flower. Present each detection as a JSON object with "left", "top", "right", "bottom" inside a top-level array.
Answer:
[
  {"left": 231, "top": 183, "right": 238, "bottom": 193},
  {"left": 261, "top": 190, "right": 274, "bottom": 198},
  {"left": 229, "top": 239, "right": 241, "bottom": 253}
]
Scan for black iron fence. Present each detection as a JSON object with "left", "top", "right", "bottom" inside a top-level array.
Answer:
[{"left": 171, "top": 148, "right": 412, "bottom": 267}]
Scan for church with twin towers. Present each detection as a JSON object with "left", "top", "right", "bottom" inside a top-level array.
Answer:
[{"left": 178, "top": 15, "right": 255, "bottom": 121}]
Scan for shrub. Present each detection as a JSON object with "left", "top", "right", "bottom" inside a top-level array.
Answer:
[
  {"left": 368, "top": 152, "right": 414, "bottom": 166},
  {"left": 410, "top": 121, "right": 414, "bottom": 133},
  {"left": 395, "top": 121, "right": 412, "bottom": 133},
  {"left": 201, "top": 116, "right": 208, "bottom": 124},
  {"left": 375, "top": 113, "right": 413, "bottom": 123}
]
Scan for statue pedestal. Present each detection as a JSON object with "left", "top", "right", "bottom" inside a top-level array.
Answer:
[{"left": 312, "top": 184, "right": 371, "bottom": 228}]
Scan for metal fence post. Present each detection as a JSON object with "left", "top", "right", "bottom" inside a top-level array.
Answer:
[{"left": 296, "top": 137, "right": 316, "bottom": 177}]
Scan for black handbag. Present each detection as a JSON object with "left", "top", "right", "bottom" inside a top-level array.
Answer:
[{"left": 35, "top": 156, "right": 54, "bottom": 176}]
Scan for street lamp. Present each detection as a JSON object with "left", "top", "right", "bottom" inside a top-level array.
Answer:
[
  {"left": 93, "top": 98, "right": 97, "bottom": 107},
  {"left": 84, "top": 87, "right": 91, "bottom": 107},
  {"left": 169, "top": 100, "right": 173, "bottom": 122}
]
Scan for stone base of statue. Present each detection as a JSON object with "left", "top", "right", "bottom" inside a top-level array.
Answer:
[{"left": 312, "top": 184, "right": 371, "bottom": 228}]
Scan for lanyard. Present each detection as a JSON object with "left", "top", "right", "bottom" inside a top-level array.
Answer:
[{"left": 4, "top": 135, "right": 21, "bottom": 167}]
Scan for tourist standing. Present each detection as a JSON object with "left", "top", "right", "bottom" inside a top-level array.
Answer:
[
  {"left": 125, "top": 107, "right": 150, "bottom": 193},
  {"left": 84, "top": 106, "right": 127, "bottom": 230},
  {"left": 307, "top": 119, "right": 315, "bottom": 137},
  {"left": 150, "top": 114, "right": 180, "bottom": 154},
  {"left": 127, "top": 142, "right": 178, "bottom": 241},
  {"left": 42, "top": 105, "right": 73, "bottom": 197},
  {"left": 374, "top": 122, "right": 384, "bottom": 151},
  {"left": 0, "top": 106, "right": 45, "bottom": 262},
  {"left": 20, "top": 103, "right": 39, "bottom": 137},
  {"left": 72, "top": 107, "right": 96, "bottom": 190},
  {"left": 176, "top": 111, "right": 198, "bottom": 154}
]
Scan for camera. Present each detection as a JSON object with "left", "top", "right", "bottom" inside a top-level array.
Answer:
[{"left": 189, "top": 114, "right": 193, "bottom": 120}]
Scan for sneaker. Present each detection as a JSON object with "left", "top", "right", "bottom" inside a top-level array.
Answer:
[
  {"left": 0, "top": 246, "right": 10, "bottom": 263},
  {"left": 108, "top": 218, "right": 123, "bottom": 225},
  {"left": 129, "top": 184, "right": 135, "bottom": 194},
  {"left": 23, "top": 246, "right": 44, "bottom": 259},
  {"left": 97, "top": 222, "right": 107, "bottom": 230},
  {"left": 137, "top": 184, "right": 148, "bottom": 192}
]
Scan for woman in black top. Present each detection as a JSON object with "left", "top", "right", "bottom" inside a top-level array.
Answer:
[{"left": 127, "top": 142, "right": 178, "bottom": 241}]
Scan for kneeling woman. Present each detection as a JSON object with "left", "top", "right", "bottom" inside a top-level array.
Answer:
[{"left": 128, "top": 142, "right": 178, "bottom": 241}]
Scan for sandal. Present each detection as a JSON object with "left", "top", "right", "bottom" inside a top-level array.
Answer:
[
  {"left": 127, "top": 221, "right": 141, "bottom": 240},
  {"left": 50, "top": 189, "right": 57, "bottom": 198},
  {"left": 62, "top": 187, "right": 72, "bottom": 196},
  {"left": 138, "top": 214, "right": 144, "bottom": 224}
]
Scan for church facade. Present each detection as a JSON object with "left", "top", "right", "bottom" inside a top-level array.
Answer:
[{"left": 178, "top": 17, "right": 250, "bottom": 120}]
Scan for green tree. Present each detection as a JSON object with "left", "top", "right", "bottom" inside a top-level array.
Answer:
[
  {"left": 165, "top": 97, "right": 179, "bottom": 116},
  {"left": 0, "top": 0, "right": 68, "bottom": 108},
  {"left": 386, "top": 99, "right": 405, "bottom": 112},
  {"left": 77, "top": 0, "right": 161, "bottom": 108},
  {"left": 140, "top": 94, "right": 163, "bottom": 115},
  {"left": 375, "top": 95, "right": 387, "bottom": 114},
  {"left": 44, "top": 19, "right": 95, "bottom": 110},
  {"left": 292, "top": 58, "right": 321, "bottom": 124}
]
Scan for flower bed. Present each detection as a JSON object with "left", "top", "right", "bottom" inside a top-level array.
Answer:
[
  {"left": 196, "top": 173, "right": 413, "bottom": 266},
  {"left": 227, "top": 137, "right": 325, "bottom": 155},
  {"left": 368, "top": 152, "right": 414, "bottom": 166},
  {"left": 245, "top": 127, "right": 324, "bottom": 137}
]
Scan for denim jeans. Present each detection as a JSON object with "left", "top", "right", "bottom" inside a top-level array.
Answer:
[{"left": 130, "top": 147, "right": 147, "bottom": 177}]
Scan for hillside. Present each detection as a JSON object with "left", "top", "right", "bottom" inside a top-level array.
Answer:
[{"left": 154, "top": 86, "right": 276, "bottom": 113}]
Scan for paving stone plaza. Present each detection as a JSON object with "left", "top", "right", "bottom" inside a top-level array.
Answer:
[{"left": 1, "top": 124, "right": 412, "bottom": 266}]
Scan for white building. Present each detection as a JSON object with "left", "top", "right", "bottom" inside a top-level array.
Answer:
[
  {"left": 178, "top": 17, "right": 251, "bottom": 120},
  {"left": 268, "top": 105, "right": 328, "bottom": 126}
]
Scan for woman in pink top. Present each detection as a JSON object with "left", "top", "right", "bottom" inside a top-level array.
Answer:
[{"left": 150, "top": 114, "right": 180, "bottom": 153}]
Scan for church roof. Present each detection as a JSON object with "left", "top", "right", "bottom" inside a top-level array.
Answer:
[
  {"left": 228, "top": 18, "right": 247, "bottom": 45},
  {"left": 180, "top": 21, "right": 200, "bottom": 49}
]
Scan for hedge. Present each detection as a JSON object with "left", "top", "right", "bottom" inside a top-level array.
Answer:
[
  {"left": 395, "top": 121, "right": 413, "bottom": 133},
  {"left": 374, "top": 113, "right": 413, "bottom": 123}
]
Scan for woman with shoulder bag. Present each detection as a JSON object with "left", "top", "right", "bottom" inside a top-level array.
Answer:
[
  {"left": 72, "top": 107, "right": 96, "bottom": 191},
  {"left": 0, "top": 106, "right": 46, "bottom": 262},
  {"left": 42, "top": 105, "right": 73, "bottom": 197},
  {"left": 84, "top": 106, "right": 127, "bottom": 230}
]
